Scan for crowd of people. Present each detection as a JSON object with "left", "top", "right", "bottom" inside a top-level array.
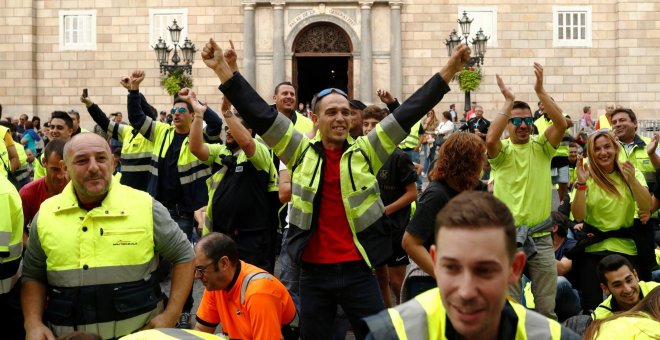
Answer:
[{"left": 1, "top": 38, "right": 659, "bottom": 340}]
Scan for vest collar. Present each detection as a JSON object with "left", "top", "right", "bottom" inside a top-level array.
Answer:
[
  {"left": 55, "top": 177, "right": 130, "bottom": 216},
  {"left": 445, "top": 300, "right": 518, "bottom": 340}
]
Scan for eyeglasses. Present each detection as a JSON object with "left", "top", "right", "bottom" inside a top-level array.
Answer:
[
  {"left": 195, "top": 256, "right": 221, "bottom": 277},
  {"left": 171, "top": 107, "right": 187, "bottom": 115},
  {"left": 311, "top": 88, "right": 348, "bottom": 112},
  {"left": 509, "top": 117, "right": 534, "bottom": 127}
]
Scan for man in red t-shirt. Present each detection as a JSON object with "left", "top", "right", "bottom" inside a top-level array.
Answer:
[
  {"left": 201, "top": 39, "right": 470, "bottom": 339},
  {"left": 19, "top": 139, "right": 68, "bottom": 228}
]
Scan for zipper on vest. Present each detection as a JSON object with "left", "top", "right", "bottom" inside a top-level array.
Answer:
[{"left": 348, "top": 151, "right": 357, "bottom": 191}]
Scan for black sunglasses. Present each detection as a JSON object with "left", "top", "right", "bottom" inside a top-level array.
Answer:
[
  {"left": 195, "top": 256, "right": 222, "bottom": 276},
  {"left": 509, "top": 117, "right": 534, "bottom": 127}
]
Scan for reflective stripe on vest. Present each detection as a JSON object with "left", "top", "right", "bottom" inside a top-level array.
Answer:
[
  {"left": 374, "top": 287, "right": 562, "bottom": 340},
  {"left": 120, "top": 328, "right": 227, "bottom": 340},
  {"left": 399, "top": 120, "right": 421, "bottom": 150},
  {"left": 37, "top": 180, "right": 156, "bottom": 287},
  {"left": 50, "top": 301, "right": 163, "bottom": 339}
]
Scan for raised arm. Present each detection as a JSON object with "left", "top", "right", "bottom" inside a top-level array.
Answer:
[
  {"left": 534, "top": 63, "right": 567, "bottom": 146},
  {"left": 183, "top": 89, "right": 211, "bottom": 162},
  {"left": 571, "top": 156, "right": 589, "bottom": 221},
  {"left": 621, "top": 161, "right": 651, "bottom": 212},
  {"left": 125, "top": 71, "right": 154, "bottom": 140},
  {"left": 390, "top": 44, "right": 470, "bottom": 131},
  {"left": 647, "top": 133, "right": 660, "bottom": 168},
  {"left": 221, "top": 97, "right": 257, "bottom": 157},
  {"left": 486, "top": 74, "right": 515, "bottom": 158},
  {"left": 81, "top": 95, "right": 111, "bottom": 132}
]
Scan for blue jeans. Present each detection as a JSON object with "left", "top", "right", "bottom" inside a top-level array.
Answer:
[
  {"left": 277, "top": 228, "right": 301, "bottom": 311},
  {"left": 300, "top": 261, "right": 385, "bottom": 340},
  {"left": 555, "top": 276, "right": 581, "bottom": 322}
]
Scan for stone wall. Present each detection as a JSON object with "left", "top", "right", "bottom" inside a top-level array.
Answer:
[{"left": 1, "top": 0, "right": 658, "bottom": 130}]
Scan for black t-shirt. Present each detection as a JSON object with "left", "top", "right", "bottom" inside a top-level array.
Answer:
[
  {"left": 377, "top": 148, "right": 418, "bottom": 233},
  {"left": 156, "top": 132, "right": 187, "bottom": 208},
  {"left": 407, "top": 180, "right": 487, "bottom": 249}
]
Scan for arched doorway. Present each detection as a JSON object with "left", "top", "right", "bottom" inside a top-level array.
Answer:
[{"left": 292, "top": 22, "right": 353, "bottom": 107}]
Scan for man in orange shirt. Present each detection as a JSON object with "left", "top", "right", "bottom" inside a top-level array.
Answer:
[{"left": 194, "top": 233, "right": 297, "bottom": 340}]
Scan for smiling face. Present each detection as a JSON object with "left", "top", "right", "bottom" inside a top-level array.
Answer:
[
  {"left": 590, "top": 134, "right": 617, "bottom": 173},
  {"left": 314, "top": 93, "right": 351, "bottom": 149},
  {"left": 601, "top": 265, "right": 641, "bottom": 311},
  {"left": 49, "top": 118, "right": 73, "bottom": 141},
  {"left": 273, "top": 84, "right": 297, "bottom": 116},
  {"left": 432, "top": 227, "right": 524, "bottom": 339},
  {"left": 611, "top": 111, "right": 637, "bottom": 144},
  {"left": 507, "top": 107, "right": 533, "bottom": 144},
  {"left": 62, "top": 134, "right": 114, "bottom": 205}
]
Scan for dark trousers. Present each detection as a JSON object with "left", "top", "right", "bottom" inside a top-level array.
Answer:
[
  {"left": 300, "top": 261, "right": 385, "bottom": 340},
  {"left": 0, "top": 280, "right": 25, "bottom": 340}
]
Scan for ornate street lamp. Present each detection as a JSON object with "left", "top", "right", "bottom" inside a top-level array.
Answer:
[
  {"left": 445, "top": 11, "right": 490, "bottom": 120},
  {"left": 152, "top": 19, "right": 196, "bottom": 76}
]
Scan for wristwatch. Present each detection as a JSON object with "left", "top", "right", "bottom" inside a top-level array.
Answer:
[{"left": 223, "top": 110, "right": 234, "bottom": 118}]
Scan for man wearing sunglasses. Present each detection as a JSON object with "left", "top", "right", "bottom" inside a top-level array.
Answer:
[
  {"left": 125, "top": 70, "right": 223, "bottom": 328},
  {"left": 201, "top": 38, "right": 470, "bottom": 339},
  {"left": 486, "top": 64, "right": 568, "bottom": 320}
]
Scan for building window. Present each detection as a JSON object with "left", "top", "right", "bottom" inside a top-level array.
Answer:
[
  {"left": 553, "top": 6, "right": 592, "bottom": 47},
  {"left": 457, "top": 7, "right": 498, "bottom": 48},
  {"left": 149, "top": 8, "right": 188, "bottom": 48},
  {"left": 59, "top": 10, "right": 96, "bottom": 51}
]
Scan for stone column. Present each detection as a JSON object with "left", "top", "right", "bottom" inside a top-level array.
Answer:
[
  {"left": 390, "top": 1, "right": 403, "bottom": 99},
  {"left": 359, "top": 1, "right": 373, "bottom": 102},
  {"left": 243, "top": 2, "right": 256, "bottom": 86},
  {"left": 272, "top": 1, "right": 285, "bottom": 87}
]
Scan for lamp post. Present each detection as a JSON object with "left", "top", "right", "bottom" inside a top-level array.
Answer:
[
  {"left": 152, "top": 19, "right": 197, "bottom": 76},
  {"left": 445, "top": 11, "right": 489, "bottom": 120}
]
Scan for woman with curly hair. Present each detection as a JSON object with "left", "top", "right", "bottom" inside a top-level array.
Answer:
[
  {"left": 571, "top": 131, "right": 652, "bottom": 311},
  {"left": 583, "top": 285, "right": 660, "bottom": 339},
  {"left": 401, "top": 132, "right": 488, "bottom": 299}
]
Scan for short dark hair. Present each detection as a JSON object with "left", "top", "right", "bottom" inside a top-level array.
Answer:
[
  {"left": 197, "top": 232, "right": 240, "bottom": 267},
  {"left": 435, "top": 191, "right": 517, "bottom": 259},
  {"left": 512, "top": 101, "right": 531, "bottom": 113},
  {"left": 611, "top": 108, "right": 637, "bottom": 124},
  {"left": 67, "top": 109, "right": 80, "bottom": 120},
  {"left": 361, "top": 105, "right": 388, "bottom": 122},
  {"left": 0, "top": 120, "right": 14, "bottom": 132},
  {"left": 44, "top": 139, "right": 66, "bottom": 161},
  {"left": 551, "top": 211, "right": 569, "bottom": 238},
  {"left": 172, "top": 98, "right": 194, "bottom": 114},
  {"left": 274, "top": 81, "right": 295, "bottom": 95},
  {"left": 569, "top": 142, "right": 579, "bottom": 149},
  {"left": 50, "top": 111, "right": 74, "bottom": 128},
  {"left": 597, "top": 254, "right": 636, "bottom": 285},
  {"left": 441, "top": 110, "right": 452, "bottom": 120}
]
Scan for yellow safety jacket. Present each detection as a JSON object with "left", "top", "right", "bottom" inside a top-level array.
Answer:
[
  {"left": 0, "top": 125, "right": 10, "bottom": 177},
  {"left": 108, "top": 121, "right": 154, "bottom": 191},
  {"left": 399, "top": 120, "right": 422, "bottom": 150},
  {"left": 592, "top": 281, "right": 660, "bottom": 320},
  {"left": 0, "top": 176, "right": 23, "bottom": 294},
  {"left": 141, "top": 120, "right": 214, "bottom": 212},
  {"left": 13, "top": 142, "right": 30, "bottom": 184},
  {"left": 618, "top": 135, "right": 656, "bottom": 191},
  {"left": 598, "top": 114, "right": 611, "bottom": 130},
  {"left": 363, "top": 287, "right": 564, "bottom": 340},
  {"left": 34, "top": 180, "right": 162, "bottom": 338},
  {"left": 202, "top": 139, "right": 278, "bottom": 235},
  {"left": 261, "top": 113, "right": 406, "bottom": 267},
  {"left": 120, "top": 328, "right": 228, "bottom": 340}
]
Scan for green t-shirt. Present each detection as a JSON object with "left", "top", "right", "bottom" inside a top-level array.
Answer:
[
  {"left": 489, "top": 133, "right": 557, "bottom": 227},
  {"left": 581, "top": 168, "right": 646, "bottom": 255}
]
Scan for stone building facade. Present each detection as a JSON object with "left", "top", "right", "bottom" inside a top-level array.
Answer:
[{"left": 1, "top": 0, "right": 658, "bottom": 129}]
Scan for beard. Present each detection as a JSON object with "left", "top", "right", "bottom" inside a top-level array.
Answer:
[{"left": 226, "top": 141, "right": 239, "bottom": 151}]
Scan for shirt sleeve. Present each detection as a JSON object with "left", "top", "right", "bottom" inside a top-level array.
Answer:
[
  {"left": 407, "top": 185, "right": 447, "bottom": 242},
  {"left": 195, "top": 289, "right": 221, "bottom": 327},
  {"left": 21, "top": 211, "right": 48, "bottom": 283},
  {"left": 4, "top": 130, "right": 14, "bottom": 147},
  {"left": 248, "top": 139, "right": 274, "bottom": 172},
  {"left": 488, "top": 140, "right": 510, "bottom": 168},
  {"left": 152, "top": 199, "right": 194, "bottom": 265},
  {"left": 535, "top": 132, "right": 558, "bottom": 158}
]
